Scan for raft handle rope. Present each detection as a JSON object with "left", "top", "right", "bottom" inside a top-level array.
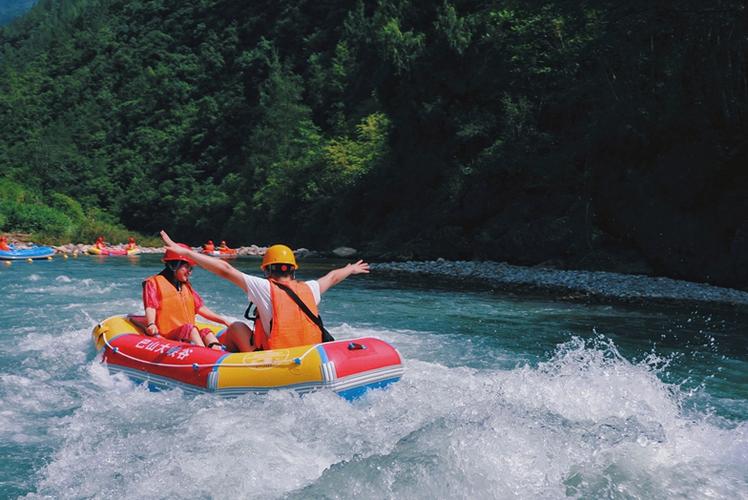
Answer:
[
  {"left": 101, "top": 334, "right": 320, "bottom": 369},
  {"left": 99, "top": 333, "right": 368, "bottom": 370}
]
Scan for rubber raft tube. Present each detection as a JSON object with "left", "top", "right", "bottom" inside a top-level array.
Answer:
[
  {"left": 92, "top": 315, "right": 404, "bottom": 400},
  {"left": 88, "top": 247, "right": 140, "bottom": 256},
  {"left": 0, "top": 245, "right": 55, "bottom": 260}
]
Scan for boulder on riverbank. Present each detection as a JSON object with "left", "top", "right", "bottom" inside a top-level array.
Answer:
[{"left": 332, "top": 246, "right": 357, "bottom": 257}]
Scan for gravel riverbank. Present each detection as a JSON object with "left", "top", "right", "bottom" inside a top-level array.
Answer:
[{"left": 372, "top": 260, "right": 748, "bottom": 308}]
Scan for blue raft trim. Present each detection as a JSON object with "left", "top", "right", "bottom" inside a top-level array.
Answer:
[
  {"left": 336, "top": 377, "right": 401, "bottom": 401},
  {"left": 316, "top": 344, "right": 329, "bottom": 364}
]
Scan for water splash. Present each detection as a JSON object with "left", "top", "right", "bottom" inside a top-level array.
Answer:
[{"left": 17, "top": 333, "right": 747, "bottom": 499}]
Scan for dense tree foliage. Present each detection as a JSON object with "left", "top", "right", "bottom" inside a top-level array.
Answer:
[{"left": 1, "top": 0, "right": 746, "bottom": 286}]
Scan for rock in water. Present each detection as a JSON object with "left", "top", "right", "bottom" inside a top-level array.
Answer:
[{"left": 332, "top": 246, "right": 357, "bottom": 257}]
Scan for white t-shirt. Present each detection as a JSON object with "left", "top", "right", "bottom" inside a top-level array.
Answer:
[{"left": 241, "top": 274, "right": 321, "bottom": 333}]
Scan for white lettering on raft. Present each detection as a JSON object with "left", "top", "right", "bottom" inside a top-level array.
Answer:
[
  {"left": 175, "top": 349, "right": 193, "bottom": 360},
  {"left": 135, "top": 339, "right": 151, "bottom": 349},
  {"left": 134, "top": 339, "right": 193, "bottom": 360}
]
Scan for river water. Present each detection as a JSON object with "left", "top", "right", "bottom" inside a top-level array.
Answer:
[{"left": 1, "top": 255, "right": 746, "bottom": 498}]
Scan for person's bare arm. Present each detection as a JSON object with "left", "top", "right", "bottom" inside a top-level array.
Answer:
[
  {"left": 317, "top": 260, "right": 370, "bottom": 294},
  {"left": 196, "top": 305, "right": 230, "bottom": 326},
  {"left": 144, "top": 306, "right": 159, "bottom": 336},
  {"left": 160, "top": 230, "right": 248, "bottom": 291}
]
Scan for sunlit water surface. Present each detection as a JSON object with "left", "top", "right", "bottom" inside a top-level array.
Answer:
[{"left": 0, "top": 255, "right": 746, "bottom": 498}]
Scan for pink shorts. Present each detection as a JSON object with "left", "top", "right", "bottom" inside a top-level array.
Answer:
[{"left": 162, "top": 324, "right": 214, "bottom": 343}]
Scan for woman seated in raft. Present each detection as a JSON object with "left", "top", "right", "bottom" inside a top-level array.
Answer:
[
  {"left": 218, "top": 240, "right": 236, "bottom": 254},
  {"left": 125, "top": 237, "right": 138, "bottom": 251},
  {"left": 203, "top": 240, "right": 215, "bottom": 253},
  {"left": 0, "top": 236, "right": 10, "bottom": 251},
  {"left": 142, "top": 244, "right": 231, "bottom": 350},
  {"left": 93, "top": 236, "right": 106, "bottom": 250}
]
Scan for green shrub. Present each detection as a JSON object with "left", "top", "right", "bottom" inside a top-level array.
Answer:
[
  {"left": 71, "top": 208, "right": 132, "bottom": 244},
  {"left": 0, "top": 178, "right": 29, "bottom": 204},
  {"left": 48, "top": 192, "right": 85, "bottom": 224},
  {"left": 0, "top": 200, "right": 11, "bottom": 231},
  {"left": 6, "top": 202, "right": 73, "bottom": 236},
  {"left": 0, "top": 177, "right": 157, "bottom": 245}
]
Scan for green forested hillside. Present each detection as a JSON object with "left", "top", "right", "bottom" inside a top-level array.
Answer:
[{"left": 1, "top": 0, "right": 746, "bottom": 287}]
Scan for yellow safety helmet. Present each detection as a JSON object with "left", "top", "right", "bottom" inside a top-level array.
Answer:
[{"left": 261, "top": 244, "right": 298, "bottom": 270}]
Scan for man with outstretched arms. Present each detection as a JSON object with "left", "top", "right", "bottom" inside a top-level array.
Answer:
[{"left": 160, "top": 231, "right": 369, "bottom": 352}]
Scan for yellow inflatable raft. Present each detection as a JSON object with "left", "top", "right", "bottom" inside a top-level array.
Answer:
[{"left": 92, "top": 315, "right": 404, "bottom": 400}]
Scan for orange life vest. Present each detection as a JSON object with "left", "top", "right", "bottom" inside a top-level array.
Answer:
[
  {"left": 204, "top": 243, "right": 215, "bottom": 253},
  {"left": 253, "top": 280, "right": 321, "bottom": 350},
  {"left": 0, "top": 241, "right": 10, "bottom": 251},
  {"left": 145, "top": 274, "right": 196, "bottom": 334}
]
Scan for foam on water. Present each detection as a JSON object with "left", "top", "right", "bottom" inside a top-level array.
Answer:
[
  {"left": 16, "top": 279, "right": 123, "bottom": 296},
  {"left": 334, "top": 323, "right": 520, "bottom": 369},
  {"left": 13, "top": 326, "right": 746, "bottom": 499}
]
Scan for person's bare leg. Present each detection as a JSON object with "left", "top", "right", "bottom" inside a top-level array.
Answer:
[
  {"left": 219, "top": 322, "right": 254, "bottom": 352},
  {"left": 203, "top": 332, "right": 223, "bottom": 351},
  {"left": 189, "top": 327, "right": 206, "bottom": 347}
]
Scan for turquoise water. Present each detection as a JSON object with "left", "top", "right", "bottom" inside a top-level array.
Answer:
[{"left": 1, "top": 255, "right": 746, "bottom": 498}]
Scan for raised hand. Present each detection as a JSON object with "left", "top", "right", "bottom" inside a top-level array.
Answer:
[
  {"left": 347, "top": 260, "right": 370, "bottom": 275},
  {"left": 160, "top": 230, "right": 182, "bottom": 254}
]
